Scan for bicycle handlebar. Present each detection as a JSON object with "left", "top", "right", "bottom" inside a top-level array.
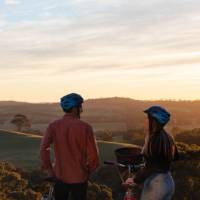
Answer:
[
  {"left": 104, "top": 161, "right": 126, "bottom": 168},
  {"left": 104, "top": 161, "right": 145, "bottom": 169}
]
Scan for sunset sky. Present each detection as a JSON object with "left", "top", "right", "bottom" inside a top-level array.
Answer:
[{"left": 0, "top": 0, "right": 200, "bottom": 102}]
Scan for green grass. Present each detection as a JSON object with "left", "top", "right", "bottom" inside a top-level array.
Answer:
[
  {"left": 0, "top": 130, "right": 41, "bottom": 169},
  {"left": 0, "top": 130, "right": 135, "bottom": 170}
]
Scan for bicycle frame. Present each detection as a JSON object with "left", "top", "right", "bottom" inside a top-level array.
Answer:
[
  {"left": 41, "top": 177, "right": 57, "bottom": 200},
  {"left": 123, "top": 164, "right": 137, "bottom": 200},
  {"left": 41, "top": 186, "right": 54, "bottom": 200}
]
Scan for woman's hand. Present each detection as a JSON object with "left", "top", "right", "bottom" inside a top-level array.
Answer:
[{"left": 122, "top": 178, "right": 135, "bottom": 187}]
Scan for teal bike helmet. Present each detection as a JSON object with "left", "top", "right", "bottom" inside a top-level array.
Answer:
[
  {"left": 144, "top": 106, "right": 170, "bottom": 125},
  {"left": 60, "top": 93, "right": 84, "bottom": 112}
]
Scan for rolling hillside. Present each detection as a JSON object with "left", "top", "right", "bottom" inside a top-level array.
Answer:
[
  {"left": 1, "top": 98, "right": 200, "bottom": 132},
  {"left": 0, "top": 129, "right": 135, "bottom": 170}
]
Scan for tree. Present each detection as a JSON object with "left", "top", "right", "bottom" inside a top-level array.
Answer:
[
  {"left": 96, "top": 130, "right": 113, "bottom": 141},
  {"left": 11, "top": 114, "right": 31, "bottom": 132}
]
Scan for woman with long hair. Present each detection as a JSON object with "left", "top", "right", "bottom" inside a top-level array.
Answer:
[{"left": 134, "top": 106, "right": 179, "bottom": 200}]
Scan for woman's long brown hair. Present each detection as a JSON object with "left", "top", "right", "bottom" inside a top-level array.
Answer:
[{"left": 144, "top": 116, "right": 176, "bottom": 162}]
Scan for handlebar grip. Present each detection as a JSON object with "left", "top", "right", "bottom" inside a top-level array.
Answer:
[
  {"left": 104, "top": 161, "right": 115, "bottom": 165},
  {"left": 104, "top": 161, "right": 126, "bottom": 168}
]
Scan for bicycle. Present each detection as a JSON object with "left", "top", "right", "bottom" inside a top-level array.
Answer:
[
  {"left": 41, "top": 177, "right": 57, "bottom": 200},
  {"left": 104, "top": 146, "right": 144, "bottom": 200}
]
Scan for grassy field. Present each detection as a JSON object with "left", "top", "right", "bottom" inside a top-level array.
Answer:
[{"left": 0, "top": 129, "right": 135, "bottom": 170}]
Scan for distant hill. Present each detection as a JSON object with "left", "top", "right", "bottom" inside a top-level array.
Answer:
[
  {"left": 0, "top": 129, "right": 135, "bottom": 169},
  {"left": 1, "top": 98, "right": 200, "bottom": 131}
]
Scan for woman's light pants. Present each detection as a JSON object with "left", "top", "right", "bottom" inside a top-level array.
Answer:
[{"left": 140, "top": 172, "right": 175, "bottom": 200}]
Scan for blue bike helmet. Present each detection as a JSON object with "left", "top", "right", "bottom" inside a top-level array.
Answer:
[
  {"left": 60, "top": 93, "right": 84, "bottom": 112},
  {"left": 144, "top": 106, "right": 170, "bottom": 125}
]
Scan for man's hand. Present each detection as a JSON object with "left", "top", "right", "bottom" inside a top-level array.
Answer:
[{"left": 47, "top": 167, "right": 55, "bottom": 177}]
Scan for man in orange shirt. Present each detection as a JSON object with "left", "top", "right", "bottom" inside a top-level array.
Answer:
[{"left": 40, "top": 93, "right": 99, "bottom": 200}]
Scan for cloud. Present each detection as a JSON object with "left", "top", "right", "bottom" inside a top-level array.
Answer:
[
  {"left": 5, "top": 0, "right": 21, "bottom": 5},
  {"left": 0, "top": 15, "right": 7, "bottom": 30},
  {"left": 0, "top": 0, "right": 199, "bottom": 102},
  {"left": 0, "top": 0, "right": 200, "bottom": 77}
]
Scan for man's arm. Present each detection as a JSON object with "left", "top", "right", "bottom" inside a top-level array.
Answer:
[
  {"left": 86, "top": 125, "right": 100, "bottom": 174},
  {"left": 40, "top": 124, "right": 54, "bottom": 174}
]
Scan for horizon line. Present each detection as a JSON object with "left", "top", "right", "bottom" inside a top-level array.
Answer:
[{"left": 1, "top": 97, "right": 200, "bottom": 104}]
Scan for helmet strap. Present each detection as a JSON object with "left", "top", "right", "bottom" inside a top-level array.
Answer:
[{"left": 77, "top": 107, "right": 81, "bottom": 119}]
